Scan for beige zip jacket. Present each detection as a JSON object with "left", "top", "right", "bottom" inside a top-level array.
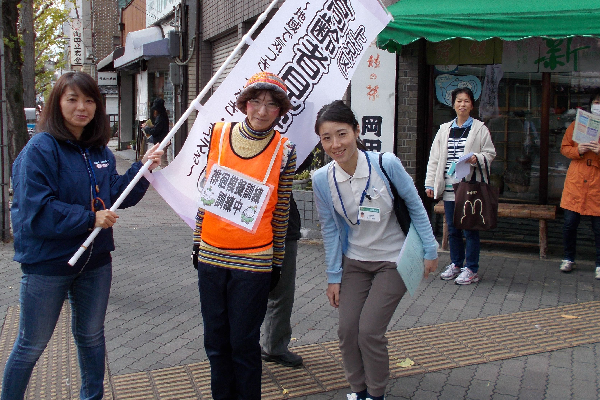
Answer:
[{"left": 425, "top": 118, "right": 496, "bottom": 200}]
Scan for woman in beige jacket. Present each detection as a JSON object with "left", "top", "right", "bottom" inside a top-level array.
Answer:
[{"left": 425, "top": 87, "right": 496, "bottom": 285}]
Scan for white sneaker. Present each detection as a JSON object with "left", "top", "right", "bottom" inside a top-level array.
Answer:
[
  {"left": 595, "top": 267, "right": 600, "bottom": 280},
  {"left": 559, "top": 260, "right": 576, "bottom": 272},
  {"left": 348, "top": 394, "right": 367, "bottom": 400},
  {"left": 455, "top": 267, "right": 480, "bottom": 285},
  {"left": 440, "top": 263, "right": 461, "bottom": 280}
]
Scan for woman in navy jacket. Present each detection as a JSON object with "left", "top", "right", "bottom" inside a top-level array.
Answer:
[{"left": 2, "top": 71, "right": 162, "bottom": 400}]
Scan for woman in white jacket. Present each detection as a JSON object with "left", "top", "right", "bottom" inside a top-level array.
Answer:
[{"left": 425, "top": 87, "right": 495, "bottom": 285}]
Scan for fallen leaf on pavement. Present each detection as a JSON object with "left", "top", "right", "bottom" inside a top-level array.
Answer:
[{"left": 397, "top": 358, "right": 415, "bottom": 368}]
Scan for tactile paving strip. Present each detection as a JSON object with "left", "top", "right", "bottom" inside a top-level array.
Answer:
[
  {"left": 0, "top": 305, "right": 114, "bottom": 400},
  {"left": 2, "top": 302, "right": 600, "bottom": 399}
]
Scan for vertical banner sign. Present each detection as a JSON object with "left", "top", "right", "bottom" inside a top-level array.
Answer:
[
  {"left": 145, "top": 0, "right": 392, "bottom": 228},
  {"left": 350, "top": 41, "right": 396, "bottom": 153},
  {"left": 70, "top": 18, "right": 83, "bottom": 66}
]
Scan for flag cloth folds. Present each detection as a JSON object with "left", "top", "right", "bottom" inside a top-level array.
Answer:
[{"left": 146, "top": 0, "right": 392, "bottom": 228}]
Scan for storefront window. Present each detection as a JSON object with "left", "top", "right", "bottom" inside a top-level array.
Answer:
[{"left": 431, "top": 65, "right": 600, "bottom": 204}]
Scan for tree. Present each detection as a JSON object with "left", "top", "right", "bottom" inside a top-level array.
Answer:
[
  {"left": 3, "top": 0, "right": 28, "bottom": 169},
  {"left": 19, "top": 0, "right": 70, "bottom": 102},
  {"left": 20, "top": 0, "right": 34, "bottom": 107}
]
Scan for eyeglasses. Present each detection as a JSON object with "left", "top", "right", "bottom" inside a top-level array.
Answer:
[{"left": 248, "top": 99, "right": 280, "bottom": 112}]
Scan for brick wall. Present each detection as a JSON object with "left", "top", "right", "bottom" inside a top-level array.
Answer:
[
  {"left": 92, "top": 0, "right": 120, "bottom": 60},
  {"left": 394, "top": 43, "right": 420, "bottom": 179}
]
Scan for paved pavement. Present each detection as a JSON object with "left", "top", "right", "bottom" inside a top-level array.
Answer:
[{"left": 1, "top": 144, "right": 600, "bottom": 399}]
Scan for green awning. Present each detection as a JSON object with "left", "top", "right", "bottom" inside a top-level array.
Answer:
[{"left": 377, "top": 0, "right": 600, "bottom": 53}]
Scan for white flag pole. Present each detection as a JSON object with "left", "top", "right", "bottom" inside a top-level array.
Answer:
[{"left": 68, "top": 0, "right": 281, "bottom": 266}]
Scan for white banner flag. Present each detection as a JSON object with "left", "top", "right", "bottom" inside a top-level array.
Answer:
[{"left": 146, "top": 0, "right": 392, "bottom": 228}]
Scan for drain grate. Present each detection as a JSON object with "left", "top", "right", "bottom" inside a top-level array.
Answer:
[{"left": 1, "top": 302, "right": 600, "bottom": 399}]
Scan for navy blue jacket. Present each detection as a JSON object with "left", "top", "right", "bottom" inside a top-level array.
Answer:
[{"left": 11, "top": 132, "right": 150, "bottom": 275}]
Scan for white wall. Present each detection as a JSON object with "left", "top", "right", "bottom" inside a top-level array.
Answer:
[{"left": 106, "top": 95, "right": 119, "bottom": 115}]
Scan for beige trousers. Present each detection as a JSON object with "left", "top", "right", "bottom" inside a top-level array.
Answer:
[{"left": 338, "top": 256, "right": 407, "bottom": 397}]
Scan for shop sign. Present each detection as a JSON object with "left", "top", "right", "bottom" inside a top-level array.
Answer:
[
  {"left": 427, "top": 39, "right": 502, "bottom": 66},
  {"left": 70, "top": 18, "right": 83, "bottom": 66},
  {"left": 350, "top": 42, "right": 396, "bottom": 153},
  {"left": 503, "top": 37, "right": 600, "bottom": 72},
  {"left": 98, "top": 72, "right": 117, "bottom": 86}
]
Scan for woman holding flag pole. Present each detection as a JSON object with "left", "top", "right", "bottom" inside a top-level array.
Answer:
[
  {"left": 1, "top": 71, "right": 162, "bottom": 400},
  {"left": 192, "top": 71, "right": 296, "bottom": 400}
]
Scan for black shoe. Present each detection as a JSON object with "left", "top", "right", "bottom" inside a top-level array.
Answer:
[{"left": 261, "top": 349, "right": 303, "bottom": 367}]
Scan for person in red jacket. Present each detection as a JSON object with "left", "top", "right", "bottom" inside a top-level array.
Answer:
[{"left": 559, "top": 90, "right": 600, "bottom": 279}]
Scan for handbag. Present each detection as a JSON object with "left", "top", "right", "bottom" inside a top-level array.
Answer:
[
  {"left": 452, "top": 158, "right": 498, "bottom": 231},
  {"left": 378, "top": 153, "right": 411, "bottom": 236}
]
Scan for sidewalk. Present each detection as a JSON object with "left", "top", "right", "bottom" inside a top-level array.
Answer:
[{"left": 0, "top": 146, "right": 599, "bottom": 399}]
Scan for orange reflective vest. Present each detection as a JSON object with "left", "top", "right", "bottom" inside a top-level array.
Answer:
[{"left": 201, "top": 122, "right": 287, "bottom": 252}]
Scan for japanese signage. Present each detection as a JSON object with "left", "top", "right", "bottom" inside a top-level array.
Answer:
[
  {"left": 427, "top": 39, "right": 503, "bottom": 66},
  {"left": 200, "top": 165, "right": 270, "bottom": 232},
  {"left": 145, "top": 0, "right": 391, "bottom": 228},
  {"left": 350, "top": 42, "right": 396, "bottom": 153},
  {"left": 98, "top": 72, "right": 117, "bottom": 86},
  {"left": 503, "top": 37, "right": 600, "bottom": 73},
  {"left": 70, "top": 18, "right": 83, "bottom": 66}
]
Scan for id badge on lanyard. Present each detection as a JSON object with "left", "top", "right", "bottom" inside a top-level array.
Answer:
[{"left": 358, "top": 205, "right": 381, "bottom": 222}]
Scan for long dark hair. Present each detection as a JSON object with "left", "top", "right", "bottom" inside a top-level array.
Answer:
[
  {"left": 37, "top": 71, "right": 111, "bottom": 148},
  {"left": 314, "top": 100, "right": 365, "bottom": 150}
]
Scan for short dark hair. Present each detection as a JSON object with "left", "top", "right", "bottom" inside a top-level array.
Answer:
[
  {"left": 37, "top": 71, "right": 110, "bottom": 148},
  {"left": 451, "top": 87, "right": 475, "bottom": 106},
  {"left": 589, "top": 88, "right": 600, "bottom": 110},
  {"left": 314, "top": 100, "right": 365, "bottom": 150},
  {"left": 314, "top": 100, "right": 358, "bottom": 135},
  {"left": 236, "top": 88, "right": 292, "bottom": 117}
]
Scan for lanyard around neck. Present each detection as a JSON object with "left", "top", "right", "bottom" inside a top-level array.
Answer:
[
  {"left": 74, "top": 144, "right": 106, "bottom": 212},
  {"left": 333, "top": 150, "right": 371, "bottom": 226}
]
